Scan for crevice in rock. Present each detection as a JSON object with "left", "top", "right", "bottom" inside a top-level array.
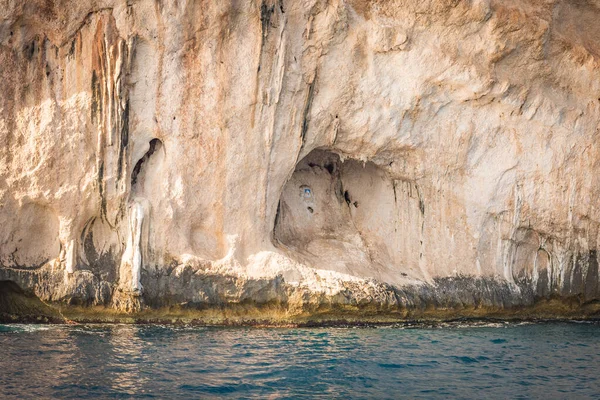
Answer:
[
  {"left": 300, "top": 78, "right": 316, "bottom": 146},
  {"left": 260, "top": 1, "right": 275, "bottom": 38},
  {"left": 131, "top": 138, "right": 162, "bottom": 187},
  {"left": 116, "top": 100, "right": 130, "bottom": 181},
  {"left": 343, "top": 190, "right": 352, "bottom": 206}
]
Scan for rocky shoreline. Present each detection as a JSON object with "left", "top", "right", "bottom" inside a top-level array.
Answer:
[{"left": 2, "top": 276, "right": 599, "bottom": 326}]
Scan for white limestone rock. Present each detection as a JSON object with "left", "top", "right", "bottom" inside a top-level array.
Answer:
[{"left": 1, "top": 0, "right": 599, "bottom": 316}]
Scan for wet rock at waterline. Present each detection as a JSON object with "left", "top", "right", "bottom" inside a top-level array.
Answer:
[
  {"left": 0, "top": 281, "right": 64, "bottom": 323},
  {"left": 1, "top": 0, "right": 600, "bottom": 323}
]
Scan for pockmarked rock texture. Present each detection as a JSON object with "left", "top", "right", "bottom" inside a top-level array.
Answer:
[{"left": 1, "top": 0, "right": 600, "bottom": 322}]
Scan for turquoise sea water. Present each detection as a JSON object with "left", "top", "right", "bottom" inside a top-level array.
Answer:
[{"left": 1, "top": 321, "right": 599, "bottom": 399}]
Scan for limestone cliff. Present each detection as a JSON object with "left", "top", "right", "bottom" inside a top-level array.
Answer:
[{"left": 1, "top": 0, "right": 600, "bottom": 323}]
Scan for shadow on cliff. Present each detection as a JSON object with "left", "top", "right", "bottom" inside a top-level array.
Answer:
[{"left": 0, "top": 280, "right": 64, "bottom": 323}]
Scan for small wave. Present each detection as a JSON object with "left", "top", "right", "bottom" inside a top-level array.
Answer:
[
  {"left": 450, "top": 355, "right": 480, "bottom": 364},
  {"left": 389, "top": 320, "right": 509, "bottom": 329},
  {"left": 0, "top": 324, "right": 53, "bottom": 333}
]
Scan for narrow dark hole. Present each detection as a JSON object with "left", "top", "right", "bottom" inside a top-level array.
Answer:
[
  {"left": 27, "top": 41, "right": 35, "bottom": 58},
  {"left": 307, "top": 207, "right": 314, "bottom": 213},
  {"left": 344, "top": 190, "right": 351, "bottom": 205},
  {"left": 324, "top": 163, "right": 335, "bottom": 174},
  {"left": 131, "top": 138, "right": 162, "bottom": 186},
  {"left": 274, "top": 201, "right": 282, "bottom": 229}
]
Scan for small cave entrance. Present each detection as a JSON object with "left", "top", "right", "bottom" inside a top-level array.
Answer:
[
  {"left": 273, "top": 149, "right": 426, "bottom": 284},
  {"left": 273, "top": 150, "right": 348, "bottom": 247}
]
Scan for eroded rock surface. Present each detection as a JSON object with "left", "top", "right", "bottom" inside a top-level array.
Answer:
[{"left": 1, "top": 0, "right": 600, "bottom": 322}]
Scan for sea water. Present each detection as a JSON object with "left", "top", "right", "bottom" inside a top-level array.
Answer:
[{"left": 1, "top": 321, "right": 599, "bottom": 399}]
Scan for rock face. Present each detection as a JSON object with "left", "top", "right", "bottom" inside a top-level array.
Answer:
[{"left": 1, "top": 0, "right": 600, "bottom": 321}]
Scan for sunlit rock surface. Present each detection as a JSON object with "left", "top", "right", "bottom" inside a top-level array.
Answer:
[{"left": 1, "top": 0, "right": 600, "bottom": 322}]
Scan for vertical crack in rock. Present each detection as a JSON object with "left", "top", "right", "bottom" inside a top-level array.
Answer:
[
  {"left": 91, "top": 70, "right": 102, "bottom": 123},
  {"left": 97, "top": 161, "right": 107, "bottom": 221},
  {"left": 116, "top": 99, "right": 130, "bottom": 182},
  {"left": 260, "top": 1, "right": 275, "bottom": 50},
  {"left": 300, "top": 78, "right": 316, "bottom": 148},
  {"left": 272, "top": 200, "right": 282, "bottom": 243},
  {"left": 131, "top": 139, "right": 162, "bottom": 187}
]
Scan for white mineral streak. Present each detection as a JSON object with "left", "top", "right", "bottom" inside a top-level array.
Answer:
[
  {"left": 129, "top": 200, "right": 144, "bottom": 293},
  {"left": 65, "top": 240, "right": 76, "bottom": 275},
  {"left": 0, "top": 0, "right": 599, "bottom": 311},
  {"left": 117, "top": 199, "right": 147, "bottom": 296}
]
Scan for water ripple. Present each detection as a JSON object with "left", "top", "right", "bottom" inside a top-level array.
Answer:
[{"left": 0, "top": 322, "right": 599, "bottom": 398}]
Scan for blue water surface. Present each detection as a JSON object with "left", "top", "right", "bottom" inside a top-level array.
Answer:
[{"left": 1, "top": 321, "right": 599, "bottom": 399}]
